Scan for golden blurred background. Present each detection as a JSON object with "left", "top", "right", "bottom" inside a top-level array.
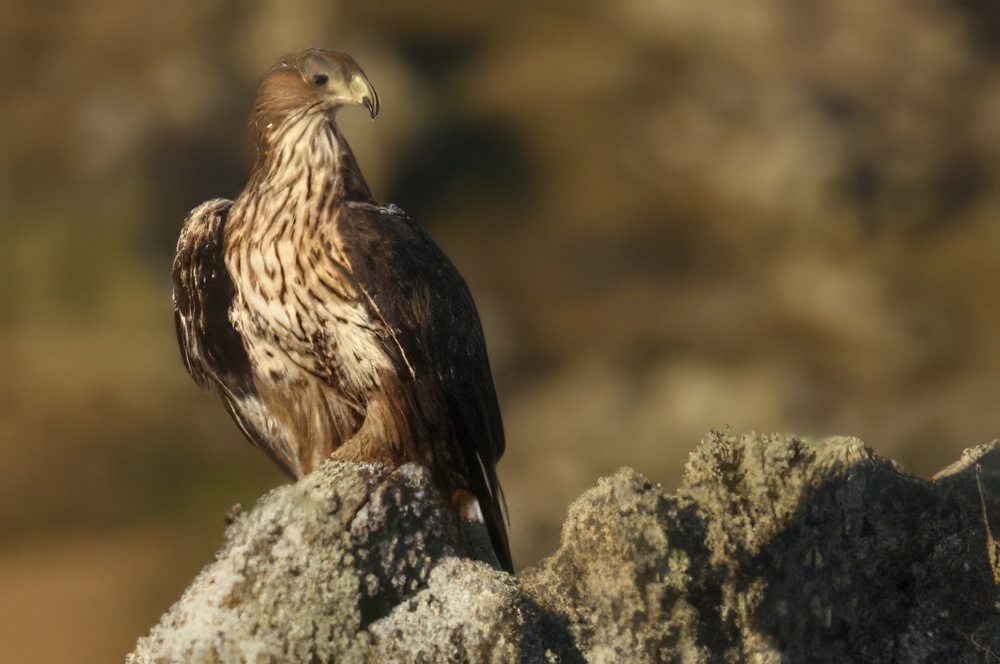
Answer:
[{"left": 3, "top": 0, "right": 1000, "bottom": 660}]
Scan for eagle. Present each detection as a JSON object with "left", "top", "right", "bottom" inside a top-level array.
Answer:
[{"left": 172, "top": 49, "right": 512, "bottom": 572}]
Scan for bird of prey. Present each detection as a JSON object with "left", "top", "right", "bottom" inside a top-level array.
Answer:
[{"left": 172, "top": 49, "right": 512, "bottom": 572}]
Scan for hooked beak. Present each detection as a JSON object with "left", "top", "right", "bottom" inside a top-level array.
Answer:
[
  {"left": 363, "top": 91, "right": 379, "bottom": 119},
  {"left": 349, "top": 73, "right": 379, "bottom": 119}
]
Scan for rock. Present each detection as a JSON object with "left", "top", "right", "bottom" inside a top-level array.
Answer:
[
  {"left": 128, "top": 433, "right": 1000, "bottom": 663},
  {"left": 126, "top": 463, "right": 490, "bottom": 663}
]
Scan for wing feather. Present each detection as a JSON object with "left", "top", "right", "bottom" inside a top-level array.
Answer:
[
  {"left": 172, "top": 199, "right": 296, "bottom": 475},
  {"left": 337, "top": 201, "right": 512, "bottom": 571}
]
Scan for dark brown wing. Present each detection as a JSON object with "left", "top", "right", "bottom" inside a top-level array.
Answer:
[
  {"left": 172, "top": 199, "right": 295, "bottom": 476},
  {"left": 337, "top": 201, "right": 511, "bottom": 572}
]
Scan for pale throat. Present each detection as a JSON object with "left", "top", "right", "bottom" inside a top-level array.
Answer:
[
  {"left": 257, "top": 112, "right": 344, "bottom": 197},
  {"left": 225, "top": 109, "right": 357, "bottom": 334},
  {"left": 229, "top": 112, "right": 346, "bottom": 241}
]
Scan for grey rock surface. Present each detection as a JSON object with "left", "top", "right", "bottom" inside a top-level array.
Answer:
[{"left": 129, "top": 433, "right": 1000, "bottom": 663}]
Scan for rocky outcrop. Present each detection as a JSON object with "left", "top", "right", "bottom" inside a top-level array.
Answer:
[{"left": 128, "top": 433, "right": 1000, "bottom": 663}]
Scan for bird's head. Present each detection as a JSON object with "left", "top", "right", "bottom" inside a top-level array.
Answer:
[{"left": 249, "top": 49, "right": 379, "bottom": 145}]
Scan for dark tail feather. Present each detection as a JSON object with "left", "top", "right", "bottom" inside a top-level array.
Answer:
[
  {"left": 444, "top": 389, "right": 513, "bottom": 572},
  {"left": 470, "top": 452, "right": 512, "bottom": 573},
  {"left": 484, "top": 469, "right": 513, "bottom": 573}
]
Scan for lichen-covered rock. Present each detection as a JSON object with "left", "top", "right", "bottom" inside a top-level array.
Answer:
[
  {"left": 519, "top": 468, "right": 706, "bottom": 663},
  {"left": 126, "top": 462, "right": 480, "bottom": 663},
  {"left": 680, "top": 433, "right": 1000, "bottom": 662},
  {"left": 129, "top": 434, "right": 1000, "bottom": 663},
  {"left": 369, "top": 557, "right": 580, "bottom": 663}
]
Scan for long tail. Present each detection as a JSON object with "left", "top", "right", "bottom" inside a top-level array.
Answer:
[{"left": 472, "top": 451, "right": 513, "bottom": 573}]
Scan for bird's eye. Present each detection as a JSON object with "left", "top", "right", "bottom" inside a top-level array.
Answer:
[{"left": 312, "top": 73, "right": 328, "bottom": 86}]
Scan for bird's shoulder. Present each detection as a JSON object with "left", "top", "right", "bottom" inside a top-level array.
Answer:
[
  {"left": 173, "top": 197, "right": 255, "bottom": 398},
  {"left": 337, "top": 199, "right": 505, "bottom": 453},
  {"left": 173, "top": 198, "right": 234, "bottom": 338},
  {"left": 338, "top": 200, "right": 419, "bottom": 242},
  {"left": 176, "top": 198, "right": 234, "bottom": 256},
  {"left": 333, "top": 201, "right": 477, "bottom": 334},
  {"left": 336, "top": 200, "right": 469, "bottom": 296}
]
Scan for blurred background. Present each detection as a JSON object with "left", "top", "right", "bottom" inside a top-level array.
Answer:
[{"left": 3, "top": 0, "right": 1000, "bottom": 660}]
